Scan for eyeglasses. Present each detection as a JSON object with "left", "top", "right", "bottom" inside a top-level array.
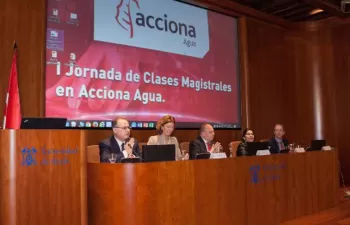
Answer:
[{"left": 114, "top": 126, "right": 132, "bottom": 130}]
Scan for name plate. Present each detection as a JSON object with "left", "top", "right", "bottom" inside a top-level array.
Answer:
[
  {"left": 295, "top": 147, "right": 305, "bottom": 153},
  {"left": 322, "top": 146, "right": 332, "bottom": 151},
  {"left": 210, "top": 153, "right": 227, "bottom": 159},
  {"left": 256, "top": 150, "right": 271, "bottom": 156}
]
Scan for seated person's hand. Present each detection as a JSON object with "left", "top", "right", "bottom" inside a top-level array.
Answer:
[
  {"left": 184, "top": 153, "right": 189, "bottom": 160},
  {"left": 125, "top": 138, "right": 135, "bottom": 157},
  {"left": 128, "top": 138, "right": 135, "bottom": 147},
  {"left": 210, "top": 142, "right": 222, "bottom": 153}
]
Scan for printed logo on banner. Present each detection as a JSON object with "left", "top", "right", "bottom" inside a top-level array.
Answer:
[{"left": 94, "top": 0, "right": 209, "bottom": 58}]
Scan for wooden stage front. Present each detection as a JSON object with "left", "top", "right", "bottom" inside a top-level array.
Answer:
[
  {"left": 282, "top": 189, "right": 350, "bottom": 225},
  {"left": 88, "top": 150, "right": 339, "bottom": 225}
]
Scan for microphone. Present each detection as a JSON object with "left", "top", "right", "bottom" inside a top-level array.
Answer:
[
  {"left": 125, "top": 137, "right": 139, "bottom": 157},
  {"left": 125, "top": 137, "right": 134, "bottom": 149}
]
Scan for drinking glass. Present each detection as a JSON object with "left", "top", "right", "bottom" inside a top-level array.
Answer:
[
  {"left": 181, "top": 150, "right": 186, "bottom": 160},
  {"left": 288, "top": 143, "right": 295, "bottom": 153},
  {"left": 215, "top": 145, "right": 223, "bottom": 153}
]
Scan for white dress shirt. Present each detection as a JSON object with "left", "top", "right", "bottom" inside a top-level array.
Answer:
[
  {"left": 201, "top": 137, "right": 210, "bottom": 152},
  {"left": 114, "top": 137, "right": 128, "bottom": 158}
]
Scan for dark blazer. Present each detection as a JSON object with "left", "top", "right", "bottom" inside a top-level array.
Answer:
[
  {"left": 268, "top": 137, "right": 289, "bottom": 154},
  {"left": 236, "top": 139, "right": 249, "bottom": 156},
  {"left": 189, "top": 136, "right": 208, "bottom": 159},
  {"left": 99, "top": 136, "right": 141, "bottom": 163}
]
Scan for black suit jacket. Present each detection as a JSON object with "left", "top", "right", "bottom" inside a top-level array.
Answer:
[
  {"left": 189, "top": 136, "right": 208, "bottom": 159},
  {"left": 236, "top": 140, "right": 249, "bottom": 156},
  {"left": 268, "top": 137, "right": 289, "bottom": 154},
  {"left": 99, "top": 136, "right": 141, "bottom": 163}
]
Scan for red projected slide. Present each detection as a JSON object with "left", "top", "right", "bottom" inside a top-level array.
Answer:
[{"left": 45, "top": 0, "right": 240, "bottom": 128}]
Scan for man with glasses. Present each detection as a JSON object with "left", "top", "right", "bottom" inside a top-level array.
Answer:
[
  {"left": 99, "top": 117, "right": 141, "bottom": 163},
  {"left": 268, "top": 124, "right": 289, "bottom": 154}
]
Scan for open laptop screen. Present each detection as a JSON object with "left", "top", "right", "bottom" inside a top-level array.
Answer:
[
  {"left": 142, "top": 144, "right": 176, "bottom": 162},
  {"left": 246, "top": 142, "right": 269, "bottom": 156}
]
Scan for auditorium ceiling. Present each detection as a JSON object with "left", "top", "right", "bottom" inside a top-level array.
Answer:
[{"left": 231, "top": 0, "right": 347, "bottom": 21}]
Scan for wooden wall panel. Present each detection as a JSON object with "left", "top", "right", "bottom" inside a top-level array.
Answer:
[
  {"left": 242, "top": 20, "right": 337, "bottom": 146},
  {"left": 285, "top": 24, "right": 337, "bottom": 146},
  {"left": 244, "top": 19, "right": 297, "bottom": 141},
  {"left": 0, "top": 0, "right": 46, "bottom": 117},
  {"left": 332, "top": 23, "right": 350, "bottom": 185}
]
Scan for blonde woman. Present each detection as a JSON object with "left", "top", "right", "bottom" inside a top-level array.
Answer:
[{"left": 147, "top": 115, "right": 188, "bottom": 160}]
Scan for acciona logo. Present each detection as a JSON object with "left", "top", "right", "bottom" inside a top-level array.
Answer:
[
  {"left": 115, "top": 0, "right": 196, "bottom": 39},
  {"left": 94, "top": 0, "right": 209, "bottom": 58},
  {"left": 133, "top": 13, "right": 196, "bottom": 38}
]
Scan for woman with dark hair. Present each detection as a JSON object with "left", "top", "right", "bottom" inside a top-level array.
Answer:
[
  {"left": 236, "top": 128, "right": 255, "bottom": 156},
  {"left": 147, "top": 115, "right": 188, "bottom": 160}
]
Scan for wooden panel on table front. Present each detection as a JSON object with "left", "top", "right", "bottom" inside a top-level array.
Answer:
[
  {"left": 88, "top": 151, "right": 339, "bottom": 225},
  {"left": 0, "top": 130, "right": 87, "bottom": 225}
]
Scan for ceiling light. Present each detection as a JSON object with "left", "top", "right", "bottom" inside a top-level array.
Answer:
[{"left": 310, "top": 8, "right": 324, "bottom": 15}]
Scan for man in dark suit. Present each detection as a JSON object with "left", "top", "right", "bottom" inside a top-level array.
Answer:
[
  {"left": 189, "top": 123, "right": 222, "bottom": 159},
  {"left": 268, "top": 124, "right": 289, "bottom": 154},
  {"left": 99, "top": 117, "right": 141, "bottom": 163}
]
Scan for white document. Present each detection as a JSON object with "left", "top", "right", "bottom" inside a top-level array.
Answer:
[{"left": 295, "top": 147, "right": 305, "bottom": 153}]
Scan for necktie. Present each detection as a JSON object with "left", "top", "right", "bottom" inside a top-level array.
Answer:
[
  {"left": 121, "top": 143, "right": 125, "bottom": 151},
  {"left": 279, "top": 142, "right": 285, "bottom": 150},
  {"left": 206, "top": 142, "right": 211, "bottom": 152}
]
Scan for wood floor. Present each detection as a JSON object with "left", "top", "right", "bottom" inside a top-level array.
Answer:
[{"left": 282, "top": 189, "right": 350, "bottom": 225}]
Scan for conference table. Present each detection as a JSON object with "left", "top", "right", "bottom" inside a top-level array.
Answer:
[{"left": 88, "top": 150, "right": 339, "bottom": 225}]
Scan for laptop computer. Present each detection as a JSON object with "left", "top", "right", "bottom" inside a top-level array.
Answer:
[
  {"left": 246, "top": 142, "right": 269, "bottom": 156},
  {"left": 121, "top": 157, "right": 141, "bottom": 163},
  {"left": 142, "top": 144, "right": 176, "bottom": 162},
  {"left": 310, "top": 140, "right": 326, "bottom": 151},
  {"left": 195, "top": 153, "right": 211, "bottom": 160},
  {"left": 20, "top": 117, "right": 67, "bottom": 129}
]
